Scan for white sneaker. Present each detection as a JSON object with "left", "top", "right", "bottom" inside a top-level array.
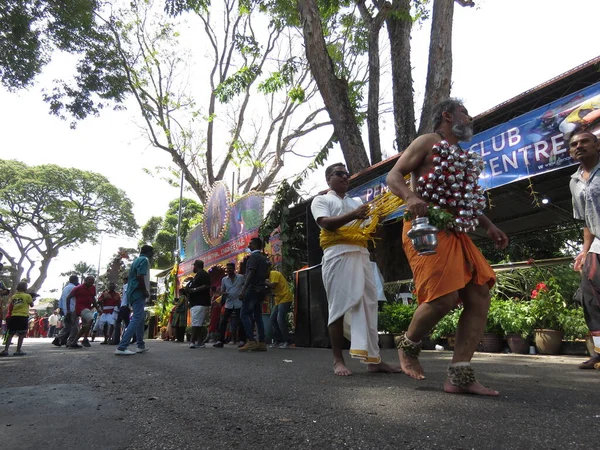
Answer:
[
  {"left": 279, "top": 342, "right": 291, "bottom": 349},
  {"left": 114, "top": 349, "right": 136, "bottom": 355},
  {"left": 189, "top": 343, "right": 196, "bottom": 349},
  {"left": 196, "top": 343, "right": 206, "bottom": 348},
  {"left": 136, "top": 347, "right": 149, "bottom": 354},
  {"left": 269, "top": 342, "right": 281, "bottom": 348}
]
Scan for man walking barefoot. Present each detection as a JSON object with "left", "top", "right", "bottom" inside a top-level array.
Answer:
[
  {"left": 386, "top": 98, "right": 508, "bottom": 395},
  {"left": 311, "top": 164, "right": 401, "bottom": 376}
]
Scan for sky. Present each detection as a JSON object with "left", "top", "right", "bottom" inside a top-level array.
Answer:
[{"left": 1, "top": 0, "right": 600, "bottom": 297}]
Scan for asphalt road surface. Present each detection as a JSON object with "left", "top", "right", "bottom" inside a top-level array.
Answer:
[{"left": 1, "top": 338, "right": 597, "bottom": 450}]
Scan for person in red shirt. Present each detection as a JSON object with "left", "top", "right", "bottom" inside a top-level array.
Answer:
[
  {"left": 66, "top": 275, "right": 98, "bottom": 349},
  {"left": 97, "top": 282, "right": 121, "bottom": 345}
]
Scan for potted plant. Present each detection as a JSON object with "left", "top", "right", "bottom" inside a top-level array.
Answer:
[
  {"left": 530, "top": 280, "right": 565, "bottom": 354},
  {"left": 560, "top": 307, "right": 590, "bottom": 355},
  {"left": 382, "top": 302, "right": 417, "bottom": 348},
  {"left": 478, "top": 296, "right": 505, "bottom": 353},
  {"left": 497, "top": 299, "right": 534, "bottom": 354},
  {"left": 377, "top": 306, "right": 395, "bottom": 349},
  {"left": 430, "top": 306, "right": 462, "bottom": 349}
]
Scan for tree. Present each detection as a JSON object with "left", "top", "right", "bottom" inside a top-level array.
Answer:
[
  {"left": 60, "top": 261, "right": 98, "bottom": 281},
  {"left": 0, "top": 159, "right": 138, "bottom": 293},
  {"left": 0, "top": 0, "right": 100, "bottom": 90},
  {"left": 43, "top": 0, "right": 333, "bottom": 202},
  {"left": 141, "top": 198, "right": 203, "bottom": 269}
]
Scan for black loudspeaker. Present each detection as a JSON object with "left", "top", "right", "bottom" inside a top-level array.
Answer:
[
  {"left": 295, "top": 269, "right": 311, "bottom": 347},
  {"left": 308, "top": 266, "right": 330, "bottom": 348},
  {"left": 294, "top": 264, "right": 330, "bottom": 348}
]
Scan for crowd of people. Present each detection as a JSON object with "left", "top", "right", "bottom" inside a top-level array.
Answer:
[{"left": 1, "top": 98, "right": 599, "bottom": 393}]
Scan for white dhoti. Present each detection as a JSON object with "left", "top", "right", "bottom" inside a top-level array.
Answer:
[{"left": 322, "top": 248, "right": 380, "bottom": 364}]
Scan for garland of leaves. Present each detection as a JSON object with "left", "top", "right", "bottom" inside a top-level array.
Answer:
[{"left": 403, "top": 205, "right": 455, "bottom": 231}]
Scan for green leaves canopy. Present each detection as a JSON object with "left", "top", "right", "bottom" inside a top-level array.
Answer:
[{"left": 0, "top": 159, "right": 138, "bottom": 291}]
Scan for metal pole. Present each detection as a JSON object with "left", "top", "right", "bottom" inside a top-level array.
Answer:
[{"left": 175, "top": 169, "right": 185, "bottom": 262}]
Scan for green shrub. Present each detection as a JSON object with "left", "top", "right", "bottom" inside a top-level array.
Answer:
[
  {"left": 484, "top": 297, "right": 505, "bottom": 335},
  {"left": 529, "top": 279, "right": 566, "bottom": 330},
  {"left": 430, "top": 306, "right": 462, "bottom": 341},
  {"left": 378, "top": 302, "right": 417, "bottom": 334},
  {"left": 496, "top": 299, "right": 534, "bottom": 338},
  {"left": 560, "top": 307, "right": 588, "bottom": 340}
]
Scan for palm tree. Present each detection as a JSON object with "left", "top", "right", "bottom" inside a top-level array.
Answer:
[{"left": 60, "top": 261, "right": 97, "bottom": 281}]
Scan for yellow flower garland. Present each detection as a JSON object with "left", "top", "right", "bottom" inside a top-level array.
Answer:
[{"left": 320, "top": 177, "right": 409, "bottom": 250}]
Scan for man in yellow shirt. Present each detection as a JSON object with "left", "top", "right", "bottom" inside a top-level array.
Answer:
[
  {"left": 266, "top": 268, "right": 293, "bottom": 349},
  {"left": 1, "top": 281, "right": 34, "bottom": 356}
]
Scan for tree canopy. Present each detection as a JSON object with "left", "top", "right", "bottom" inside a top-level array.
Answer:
[
  {"left": 0, "top": 159, "right": 138, "bottom": 293},
  {"left": 0, "top": 0, "right": 100, "bottom": 90},
  {"left": 140, "top": 197, "right": 203, "bottom": 269}
]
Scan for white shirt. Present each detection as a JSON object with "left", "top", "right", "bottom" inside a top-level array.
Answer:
[
  {"left": 48, "top": 313, "right": 59, "bottom": 326},
  {"left": 310, "top": 190, "right": 369, "bottom": 260},
  {"left": 121, "top": 283, "right": 129, "bottom": 307},
  {"left": 58, "top": 283, "right": 77, "bottom": 313}
]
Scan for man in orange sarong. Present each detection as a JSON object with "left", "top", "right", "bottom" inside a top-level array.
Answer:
[{"left": 387, "top": 98, "right": 509, "bottom": 396}]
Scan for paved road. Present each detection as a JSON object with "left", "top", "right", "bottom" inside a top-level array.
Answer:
[{"left": 0, "top": 338, "right": 597, "bottom": 449}]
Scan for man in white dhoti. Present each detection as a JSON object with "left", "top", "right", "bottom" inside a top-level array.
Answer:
[{"left": 311, "top": 163, "right": 401, "bottom": 376}]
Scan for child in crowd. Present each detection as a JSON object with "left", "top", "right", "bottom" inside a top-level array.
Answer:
[{"left": 1, "top": 282, "right": 34, "bottom": 356}]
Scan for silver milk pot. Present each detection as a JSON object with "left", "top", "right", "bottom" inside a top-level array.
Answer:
[{"left": 406, "top": 217, "right": 439, "bottom": 255}]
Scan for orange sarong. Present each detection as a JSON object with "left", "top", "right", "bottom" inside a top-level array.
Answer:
[{"left": 402, "top": 220, "right": 495, "bottom": 304}]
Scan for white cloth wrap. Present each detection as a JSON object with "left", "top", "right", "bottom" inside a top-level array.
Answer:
[{"left": 322, "top": 247, "right": 380, "bottom": 364}]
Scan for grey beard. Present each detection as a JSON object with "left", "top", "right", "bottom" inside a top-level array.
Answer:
[{"left": 452, "top": 122, "right": 473, "bottom": 141}]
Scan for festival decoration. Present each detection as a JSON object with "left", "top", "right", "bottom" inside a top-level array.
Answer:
[
  {"left": 414, "top": 141, "right": 486, "bottom": 233},
  {"left": 201, "top": 181, "right": 232, "bottom": 247}
]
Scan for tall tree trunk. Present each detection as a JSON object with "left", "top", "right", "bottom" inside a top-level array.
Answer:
[
  {"left": 386, "top": 0, "right": 415, "bottom": 152},
  {"left": 418, "top": 0, "right": 454, "bottom": 135},
  {"left": 297, "top": 0, "right": 370, "bottom": 173},
  {"left": 358, "top": 1, "right": 392, "bottom": 164}
]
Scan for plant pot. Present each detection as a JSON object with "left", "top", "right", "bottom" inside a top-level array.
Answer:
[
  {"left": 477, "top": 333, "right": 504, "bottom": 353},
  {"left": 560, "top": 340, "right": 589, "bottom": 356},
  {"left": 506, "top": 334, "right": 530, "bottom": 354},
  {"left": 379, "top": 334, "right": 394, "bottom": 349},
  {"left": 534, "top": 329, "right": 563, "bottom": 355}
]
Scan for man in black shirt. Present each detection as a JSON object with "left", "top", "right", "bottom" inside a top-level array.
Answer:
[
  {"left": 185, "top": 260, "right": 211, "bottom": 348},
  {"left": 239, "top": 237, "right": 270, "bottom": 352}
]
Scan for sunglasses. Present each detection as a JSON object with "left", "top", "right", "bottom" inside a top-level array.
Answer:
[{"left": 331, "top": 170, "right": 351, "bottom": 178}]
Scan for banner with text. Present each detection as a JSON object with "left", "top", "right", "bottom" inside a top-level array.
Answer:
[{"left": 465, "top": 81, "right": 600, "bottom": 189}]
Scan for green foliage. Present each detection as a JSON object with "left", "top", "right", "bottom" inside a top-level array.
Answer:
[
  {"left": 430, "top": 306, "right": 462, "bottom": 341},
  {"left": 0, "top": 0, "right": 99, "bottom": 90},
  {"left": 479, "top": 224, "right": 581, "bottom": 264},
  {"left": 495, "top": 298, "right": 534, "bottom": 338},
  {"left": 529, "top": 279, "right": 566, "bottom": 330},
  {"left": 560, "top": 307, "right": 588, "bottom": 341},
  {"left": 0, "top": 159, "right": 137, "bottom": 291},
  {"left": 164, "top": 0, "right": 210, "bottom": 17},
  {"left": 215, "top": 65, "right": 262, "bottom": 103},
  {"left": 140, "top": 198, "right": 203, "bottom": 269},
  {"left": 404, "top": 205, "right": 455, "bottom": 231},
  {"left": 60, "top": 261, "right": 97, "bottom": 281},
  {"left": 378, "top": 302, "right": 416, "bottom": 334},
  {"left": 494, "top": 264, "right": 580, "bottom": 306},
  {"left": 288, "top": 86, "right": 305, "bottom": 103},
  {"left": 484, "top": 296, "right": 505, "bottom": 335}
]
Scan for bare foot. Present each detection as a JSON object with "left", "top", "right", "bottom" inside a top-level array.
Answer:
[
  {"left": 398, "top": 351, "right": 425, "bottom": 380},
  {"left": 367, "top": 361, "right": 402, "bottom": 373},
  {"left": 443, "top": 378, "right": 499, "bottom": 396},
  {"left": 333, "top": 361, "right": 352, "bottom": 376}
]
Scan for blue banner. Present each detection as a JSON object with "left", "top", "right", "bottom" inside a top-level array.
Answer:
[
  {"left": 466, "top": 81, "right": 600, "bottom": 189},
  {"left": 347, "top": 81, "right": 600, "bottom": 219}
]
